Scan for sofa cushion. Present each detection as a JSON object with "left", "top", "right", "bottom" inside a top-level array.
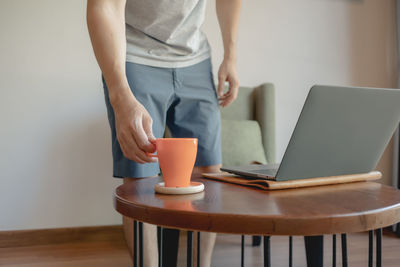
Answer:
[{"left": 221, "top": 119, "right": 268, "bottom": 166}]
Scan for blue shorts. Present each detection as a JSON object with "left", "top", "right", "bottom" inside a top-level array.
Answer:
[{"left": 103, "top": 58, "right": 222, "bottom": 178}]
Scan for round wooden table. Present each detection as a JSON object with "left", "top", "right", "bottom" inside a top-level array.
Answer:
[{"left": 114, "top": 175, "right": 400, "bottom": 267}]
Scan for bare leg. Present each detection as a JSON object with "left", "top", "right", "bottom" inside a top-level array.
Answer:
[
  {"left": 123, "top": 178, "right": 158, "bottom": 267},
  {"left": 193, "top": 230, "right": 217, "bottom": 267},
  {"left": 192, "top": 164, "right": 221, "bottom": 267}
]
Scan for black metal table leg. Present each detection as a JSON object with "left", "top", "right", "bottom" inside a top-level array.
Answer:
[
  {"left": 304, "top": 236, "right": 323, "bottom": 267},
  {"left": 332, "top": 235, "right": 336, "bottom": 267},
  {"left": 197, "top": 232, "right": 200, "bottom": 267},
  {"left": 396, "top": 223, "right": 400, "bottom": 237},
  {"left": 162, "top": 228, "right": 180, "bottom": 266},
  {"left": 241, "top": 235, "right": 245, "bottom": 267},
  {"left": 252, "top": 236, "right": 261, "bottom": 246},
  {"left": 368, "top": 230, "right": 373, "bottom": 267},
  {"left": 376, "top": 228, "right": 382, "bottom": 267},
  {"left": 289, "top": 236, "right": 293, "bottom": 267},
  {"left": 341, "top": 234, "right": 348, "bottom": 267},
  {"left": 158, "top": 226, "right": 163, "bottom": 267},
  {"left": 133, "top": 220, "right": 137, "bottom": 267},
  {"left": 187, "top": 231, "right": 193, "bottom": 267},
  {"left": 263, "top": 236, "right": 271, "bottom": 267},
  {"left": 139, "top": 222, "right": 144, "bottom": 267}
]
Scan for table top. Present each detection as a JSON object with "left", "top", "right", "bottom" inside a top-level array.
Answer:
[{"left": 114, "top": 175, "right": 400, "bottom": 235}]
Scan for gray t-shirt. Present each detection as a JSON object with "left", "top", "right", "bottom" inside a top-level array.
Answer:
[{"left": 125, "top": 0, "right": 211, "bottom": 68}]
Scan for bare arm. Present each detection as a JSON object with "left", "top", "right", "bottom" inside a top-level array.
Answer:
[
  {"left": 87, "top": 0, "right": 156, "bottom": 163},
  {"left": 87, "top": 0, "right": 129, "bottom": 102},
  {"left": 216, "top": 0, "right": 241, "bottom": 107}
]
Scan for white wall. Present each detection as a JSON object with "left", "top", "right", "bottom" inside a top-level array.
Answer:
[
  {"left": 0, "top": 1, "right": 121, "bottom": 230},
  {"left": 0, "top": 0, "right": 397, "bottom": 230}
]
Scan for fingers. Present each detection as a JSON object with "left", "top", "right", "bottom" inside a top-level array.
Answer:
[
  {"left": 114, "top": 99, "right": 158, "bottom": 164},
  {"left": 219, "top": 94, "right": 235, "bottom": 107},
  {"left": 130, "top": 116, "right": 155, "bottom": 152},
  {"left": 118, "top": 117, "right": 157, "bottom": 164},
  {"left": 217, "top": 60, "right": 239, "bottom": 107},
  {"left": 142, "top": 115, "right": 156, "bottom": 152},
  {"left": 219, "top": 77, "right": 239, "bottom": 107},
  {"left": 217, "top": 74, "right": 226, "bottom": 97},
  {"left": 117, "top": 130, "right": 153, "bottom": 164},
  {"left": 218, "top": 90, "right": 232, "bottom": 100},
  {"left": 129, "top": 136, "right": 157, "bottom": 163},
  {"left": 128, "top": 119, "right": 157, "bottom": 163}
]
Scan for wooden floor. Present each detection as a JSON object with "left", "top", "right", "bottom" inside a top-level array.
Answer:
[{"left": 1, "top": 231, "right": 400, "bottom": 266}]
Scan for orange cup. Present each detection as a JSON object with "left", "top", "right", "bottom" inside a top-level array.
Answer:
[{"left": 149, "top": 138, "right": 198, "bottom": 187}]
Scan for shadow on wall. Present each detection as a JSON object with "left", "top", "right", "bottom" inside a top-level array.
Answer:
[
  {"left": 347, "top": 0, "right": 397, "bottom": 87},
  {"left": 346, "top": 0, "right": 397, "bottom": 185}
]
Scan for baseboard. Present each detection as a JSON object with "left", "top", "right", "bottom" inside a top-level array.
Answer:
[
  {"left": 0, "top": 225, "right": 124, "bottom": 248},
  {"left": 2, "top": 225, "right": 394, "bottom": 249}
]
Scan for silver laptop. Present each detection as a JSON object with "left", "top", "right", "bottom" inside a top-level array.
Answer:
[{"left": 221, "top": 85, "right": 400, "bottom": 181}]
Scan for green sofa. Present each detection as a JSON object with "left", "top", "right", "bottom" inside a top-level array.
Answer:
[{"left": 220, "top": 83, "right": 276, "bottom": 166}]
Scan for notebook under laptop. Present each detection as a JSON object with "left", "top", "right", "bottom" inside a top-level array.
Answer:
[{"left": 221, "top": 85, "right": 400, "bottom": 181}]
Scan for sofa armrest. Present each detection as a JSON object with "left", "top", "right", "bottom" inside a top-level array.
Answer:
[{"left": 254, "top": 83, "right": 276, "bottom": 163}]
